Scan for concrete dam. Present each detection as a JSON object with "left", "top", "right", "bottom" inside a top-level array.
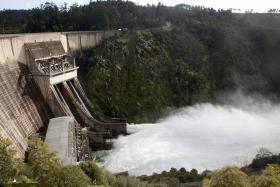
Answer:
[{"left": 0, "top": 30, "right": 127, "bottom": 157}]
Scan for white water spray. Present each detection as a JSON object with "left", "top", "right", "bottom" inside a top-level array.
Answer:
[{"left": 103, "top": 94, "right": 280, "bottom": 176}]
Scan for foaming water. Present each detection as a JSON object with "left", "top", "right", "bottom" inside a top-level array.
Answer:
[{"left": 103, "top": 96, "right": 280, "bottom": 176}]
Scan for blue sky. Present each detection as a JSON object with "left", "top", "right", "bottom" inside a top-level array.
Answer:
[{"left": 1, "top": 0, "right": 280, "bottom": 12}]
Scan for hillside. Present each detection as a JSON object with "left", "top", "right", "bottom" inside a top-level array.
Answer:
[{"left": 76, "top": 5, "right": 280, "bottom": 122}]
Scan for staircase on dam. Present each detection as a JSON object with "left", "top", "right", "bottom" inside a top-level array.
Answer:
[{"left": 25, "top": 40, "right": 127, "bottom": 153}]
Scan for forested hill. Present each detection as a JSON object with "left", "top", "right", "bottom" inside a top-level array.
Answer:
[
  {"left": 2, "top": 1, "right": 280, "bottom": 123},
  {"left": 2, "top": 1, "right": 280, "bottom": 33}
]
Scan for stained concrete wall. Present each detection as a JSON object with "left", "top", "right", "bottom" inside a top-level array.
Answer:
[
  {"left": 65, "top": 30, "right": 118, "bottom": 52},
  {"left": 45, "top": 117, "right": 77, "bottom": 165},
  {"left": 0, "top": 62, "right": 52, "bottom": 157},
  {"left": 0, "top": 30, "right": 120, "bottom": 65},
  {"left": 0, "top": 33, "right": 63, "bottom": 65}
]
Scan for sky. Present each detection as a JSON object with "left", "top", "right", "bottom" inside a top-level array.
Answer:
[{"left": 1, "top": 0, "right": 280, "bottom": 12}]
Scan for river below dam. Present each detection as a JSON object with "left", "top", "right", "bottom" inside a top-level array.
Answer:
[{"left": 103, "top": 94, "right": 280, "bottom": 176}]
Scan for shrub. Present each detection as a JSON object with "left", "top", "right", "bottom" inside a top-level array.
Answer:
[
  {"left": 0, "top": 137, "right": 17, "bottom": 184},
  {"left": 115, "top": 176, "right": 151, "bottom": 187},
  {"left": 263, "top": 164, "right": 280, "bottom": 178},
  {"left": 253, "top": 175, "right": 280, "bottom": 187},
  {"left": 252, "top": 164, "right": 280, "bottom": 187},
  {"left": 202, "top": 178, "right": 210, "bottom": 187},
  {"left": 104, "top": 171, "right": 117, "bottom": 186},
  {"left": 39, "top": 166, "right": 91, "bottom": 187},
  {"left": 208, "top": 167, "right": 251, "bottom": 187},
  {"left": 26, "top": 139, "right": 61, "bottom": 181},
  {"left": 79, "top": 161, "right": 108, "bottom": 185}
]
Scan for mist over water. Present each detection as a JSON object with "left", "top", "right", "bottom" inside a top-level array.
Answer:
[{"left": 103, "top": 93, "right": 280, "bottom": 176}]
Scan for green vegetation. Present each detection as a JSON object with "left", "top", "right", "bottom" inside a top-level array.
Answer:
[
  {"left": 39, "top": 166, "right": 91, "bottom": 187},
  {"left": 79, "top": 161, "right": 108, "bottom": 185},
  {"left": 0, "top": 138, "right": 17, "bottom": 184},
  {"left": 26, "top": 139, "right": 61, "bottom": 181},
  {"left": 0, "top": 137, "right": 92, "bottom": 186},
  {"left": 65, "top": 1, "right": 280, "bottom": 123},
  {"left": 84, "top": 29, "right": 212, "bottom": 122},
  {"left": 202, "top": 165, "right": 280, "bottom": 187},
  {"left": 83, "top": 17, "right": 278, "bottom": 122},
  {"left": 0, "top": 1, "right": 166, "bottom": 33},
  {"left": 139, "top": 167, "right": 202, "bottom": 183},
  {"left": 204, "top": 167, "right": 252, "bottom": 187},
  {"left": 0, "top": 137, "right": 167, "bottom": 187}
]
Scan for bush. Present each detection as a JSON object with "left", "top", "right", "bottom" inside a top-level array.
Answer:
[
  {"left": 207, "top": 167, "right": 251, "bottom": 187},
  {"left": 0, "top": 137, "right": 17, "bottom": 184},
  {"left": 139, "top": 167, "right": 202, "bottom": 184},
  {"left": 104, "top": 171, "right": 117, "bottom": 186},
  {"left": 253, "top": 175, "right": 280, "bottom": 187},
  {"left": 263, "top": 164, "right": 280, "bottom": 178},
  {"left": 161, "top": 177, "right": 180, "bottom": 187},
  {"left": 115, "top": 176, "right": 151, "bottom": 187},
  {"left": 79, "top": 161, "right": 108, "bottom": 185},
  {"left": 39, "top": 166, "right": 91, "bottom": 187},
  {"left": 26, "top": 139, "right": 61, "bottom": 181},
  {"left": 252, "top": 164, "right": 280, "bottom": 187},
  {"left": 201, "top": 178, "right": 210, "bottom": 187}
]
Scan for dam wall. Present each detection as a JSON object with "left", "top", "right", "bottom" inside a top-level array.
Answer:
[
  {"left": 0, "top": 32, "right": 64, "bottom": 65},
  {"left": 65, "top": 30, "right": 118, "bottom": 52},
  {"left": 0, "top": 30, "right": 120, "bottom": 156},
  {"left": 0, "top": 62, "right": 52, "bottom": 157},
  {"left": 0, "top": 30, "right": 120, "bottom": 64}
]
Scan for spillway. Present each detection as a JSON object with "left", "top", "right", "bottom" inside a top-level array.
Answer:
[{"left": 51, "top": 80, "right": 126, "bottom": 149}]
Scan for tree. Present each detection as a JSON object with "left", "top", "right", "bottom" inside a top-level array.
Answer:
[
  {"left": 39, "top": 165, "right": 91, "bottom": 187},
  {"left": 256, "top": 148, "right": 273, "bottom": 159},
  {"left": 0, "top": 137, "right": 17, "bottom": 184},
  {"left": 26, "top": 139, "right": 61, "bottom": 180}
]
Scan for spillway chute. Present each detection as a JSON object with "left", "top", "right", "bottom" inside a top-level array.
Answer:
[{"left": 24, "top": 40, "right": 127, "bottom": 153}]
